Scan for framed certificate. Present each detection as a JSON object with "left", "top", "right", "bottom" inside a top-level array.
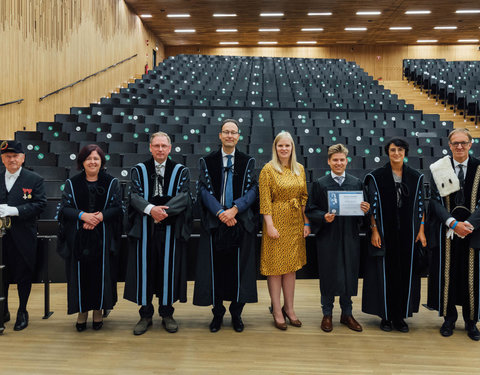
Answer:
[{"left": 327, "top": 191, "right": 364, "bottom": 216}]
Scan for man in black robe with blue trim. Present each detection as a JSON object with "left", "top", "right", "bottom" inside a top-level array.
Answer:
[
  {"left": 194, "top": 119, "right": 258, "bottom": 333},
  {"left": 125, "top": 132, "right": 192, "bottom": 335}
]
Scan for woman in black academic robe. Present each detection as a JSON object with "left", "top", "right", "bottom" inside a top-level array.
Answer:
[
  {"left": 362, "top": 138, "right": 427, "bottom": 333},
  {"left": 58, "top": 145, "right": 122, "bottom": 331}
]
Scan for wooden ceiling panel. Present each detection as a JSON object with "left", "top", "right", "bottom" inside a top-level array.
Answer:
[{"left": 124, "top": 0, "right": 480, "bottom": 46}]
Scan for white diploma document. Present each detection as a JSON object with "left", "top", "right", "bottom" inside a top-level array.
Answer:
[{"left": 327, "top": 191, "right": 364, "bottom": 216}]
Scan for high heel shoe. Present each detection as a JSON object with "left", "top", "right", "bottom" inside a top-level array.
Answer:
[
  {"left": 273, "top": 314, "right": 287, "bottom": 331},
  {"left": 282, "top": 307, "right": 302, "bottom": 327},
  {"left": 92, "top": 320, "right": 103, "bottom": 330},
  {"left": 76, "top": 322, "right": 87, "bottom": 332}
]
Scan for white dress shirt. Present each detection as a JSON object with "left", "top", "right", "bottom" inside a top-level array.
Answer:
[
  {"left": 5, "top": 167, "right": 22, "bottom": 192},
  {"left": 144, "top": 160, "right": 167, "bottom": 216},
  {"left": 446, "top": 157, "right": 469, "bottom": 228}
]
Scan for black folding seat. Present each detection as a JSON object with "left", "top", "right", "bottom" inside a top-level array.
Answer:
[
  {"left": 385, "top": 113, "right": 404, "bottom": 122},
  {"left": 347, "top": 157, "right": 365, "bottom": 169},
  {"left": 311, "top": 169, "right": 330, "bottom": 181},
  {"left": 366, "top": 112, "right": 384, "bottom": 121},
  {"left": 24, "top": 140, "right": 49, "bottom": 153},
  {"left": 123, "top": 133, "right": 149, "bottom": 143},
  {"left": 405, "top": 113, "right": 422, "bottom": 122},
  {"left": 314, "top": 119, "right": 335, "bottom": 129},
  {"left": 298, "top": 135, "right": 323, "bottom": 146},
  {"left": 57, "top": 153, "right": 78, "bottom": 168},
  {"left": 422, "top": 156, "right": 439, "bottom": 170},
  {"left": 395, "top": 120, "right": 415, "bottom": 130},
  {"left": 340, "top": 128, "right": 362, "bottom": 137},
  {"left": 43, "top": 181, "right": 65, "bottom": 199},
  {"left": 55, "top": 114, "right": 78, "bottom": 123},
  {"left": 113, "top": 107, "right": 133, "bottom": 116},
  {"left": 49, "top": 141, "right": 79, "bottom": 154},
  {"left": 348, "top": 112, "right": 366, "bottom": 121},
  {"left": 304, "top": 154, "right": 328, "bottom": 169},
  {"left": 364, "top": 155, "right": 389, "bottom": 169},
  {"left": 381, "top": 103, "right": 398, "bottom": 111},
  {"left": 250, "top": 127, "right": 273, "bottom": 139},
  {"left": 319, "top": 128, "right": 341, "bottom": 138},
  {"left": 311, "top": 112, "right": 329, "bottom": 120},
  {"left": 384, "top": 128, "right": 406, "bottom": 137},
  {"left": 171, "top": 143, "right": 193, "bottom": 155},
  {"left": 134, "top": 123, "right": 159, "bottom": 134},
  {"left": 15, "top": 131, "right": 42, "bottom": 141},
  {"left": 104, "top": 154, "right": 122, "bottom": 167},
  {"left": 69, "top": 132, "right": 96, "bottom": 143},
  {"left": 96, "top": 133, "right": 122, "bottom": 142},
  {"left": 42, "top": 131, "right": 69, "bottom": 142},
  {"left": 25, "top": 153, "right": 57, "bottom": 167},
  {"left": 175, "top": 134, "right": 200, "bottom": 144},
  {"left": 62, "top": 122, "right": 87, "bottom": 134},
  {"left": 348, "top": 136, "right": 371, "bottom": 147},
  {"left": 354, "top": 118, "right": 375, "bottom": 130},
  {"left": 100, "top": 115, "right": 124, "bottom": 124},
  {"left": 108, "top": 142, "right": 136, "bottom": 154},
  {"left": 251, "top": 154, "right": 271, "bottom": 169},
  {"left": 417, "top": 137, "right": 443, "bottom": 147},
  {"left": 354, "top": 145, "right": 382, "bottom": 158},
  {"left": 37, "top": 121, "right": 63, "bottom": 133},
  {"left": 79, "top": 114, "right": 101, "bottom": 123},
  {"left": 123, "top": 153, "right": 148, "bottom": 167},
  {"left": 193, "top": 143, "right": 220, "bottom": 155},
  {"left": 86, "top": 123, "right": 111, "bottom": 134},
  {"left": 71, "top": 107, "right": 91, "bottom": 116},
  {"left": 105, "top": 167, "right": 131, "bottom": 182},
  {"left": 134, "top": 108, "right": 154, "bottom": 117},
  {"left": 183, "top": 124, "right": 205, "bottom": 135},
  {"left": 31, "top": 166, "right": 68, "bottom": 181},
  {"left": 136, "top": 142, "right": 150, "bottom": 154},
  {"left": 404, "top": 156, "right": 422, "bottom": 169}
]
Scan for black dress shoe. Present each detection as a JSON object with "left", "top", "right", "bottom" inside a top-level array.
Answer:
[
  {"left": 232, "top": 316, "right": 244, "bottom": 332},
  {"left": 14, "top": 311, "right": 29, "bottom": 331},
  {"left": 209, "top": 315, "right": 223, "bottom": 333},
  {"left": 380, "top": 319, "right": 392, "bottom": 332},
  {"left": 76, "top": 322, "right": 87, "bottom": 332},
  {"left": 465, "top": 323, "right": 480, "bottom": 341},
  {"left": 92, "top": 320, "right": 103, "bottom": 330},
  {"left": 4, "top": 311, "right": 10, "bottom": 323},
  {"left": 440, "top": 321, "right": 455, "bottom": 337},
  {"left": 392, "top": 319, "right": 409, "bottom": 333}
]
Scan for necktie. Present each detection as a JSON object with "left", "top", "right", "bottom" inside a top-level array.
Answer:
[
  {"left": 153, "top": 164, "right": 164, "bottom": 197},
  {"left": 225, "top": 155, "right": 233, "bottom": 208},
  {"left": 456, "top": 164, "right": 465, "bottom": 205},
  {"left": 334, "top": 176, "right": 343, "bottom": 186},
  {"left": 457, "top": 164, "right": 465, "bottom": 186}
]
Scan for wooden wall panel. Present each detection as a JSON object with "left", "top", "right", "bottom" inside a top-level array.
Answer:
[
  {"left": 0, "top": 0, "right": 163, "bottom": 139},
  {"left": 165, "top": 44, "right": 480, "bottom": 82}
]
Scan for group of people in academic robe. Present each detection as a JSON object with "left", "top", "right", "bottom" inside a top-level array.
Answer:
[{"left": 2, "top": 124, "right": 480, "bottom": 342}]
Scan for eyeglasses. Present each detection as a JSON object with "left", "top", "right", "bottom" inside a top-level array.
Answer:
[
  {"left": 221, "top": 131, "right": 239, "bottom": 135},
  {"left": 450, "top": 141, "right": 471, "bottom": 148}
]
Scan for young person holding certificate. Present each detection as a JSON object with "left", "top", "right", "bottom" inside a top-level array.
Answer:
[{"left": 305, "top": 144, "right": 369, "bottom": 333}]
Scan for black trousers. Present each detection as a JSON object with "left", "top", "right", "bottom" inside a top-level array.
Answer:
[
  {"left": 3, "top": 236, "right": 33, "bottom": 313},
  {"left": 139, "top": 299, "right": 174, "bottom": 319}
]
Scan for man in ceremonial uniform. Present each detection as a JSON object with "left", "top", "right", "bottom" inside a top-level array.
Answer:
[
  {"left": 125, "top": 132, "right": 192, "bottom": 335},
  {"left": 194, "top": 119, "right": 258, "bottom": 332},
  {"left": 1, "top": 140, "right": 46, "bottom": 331},
  {"left": 428, "top": 128, "right": 480, "bottom": 341},
  {"left": 305, "top": 144, "right": 369, "bottom": 333}
]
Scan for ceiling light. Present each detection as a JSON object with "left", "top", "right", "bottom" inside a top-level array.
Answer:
[
  {"left": 434, "top": 26, "right": 457, "bottom": 30},
  {"left": 213, "top": 13, "right": 237, "bottom": 17},
  {"left": 389, "top": 27, "right": 412, "bottom": 30},
  {"left": 219, "top": 42, "right": 239, "bottom": 45},
  {"left": 297, "top": 41, "right": 317, "bottom": 44},
  {"left": 456, "top": 10, "right": 480, "bottom": 14},
  {"left": 417, "top": 39, "right": 438, "bottom": 43},
  {"left": 308, "top": 12, "right": 332, "bottom": 16},
  {"left": 140, "top": 14, "right": 152, "bottom": 18},
  {"left": 258, "top": 41, "right": 278, "bottom": 44},
  {"left": 260, "top": 13, "right": 284, "bottom": 17},
  {"left": 301, "top": 28, "right": 324, "bottom": 31},
  {"left": 458, "top": 39, "right": 479, "bottom": 42},
  {"left": 174, "top": 29, "right": 195, "bottom": 33},
  {"left": 167, "top": 14, "right": 190, "bottom": 18},
  {"left": 345, "top": 27, "right": 367, "bottom": 31},
  {"left": 356, "top": 11, "right": 381, "bottom": 15},
  {"left": 216, "top": 29, "right": 238, "bottom": 32},
  {"left": 405, "top": 10, "right": 431, "bottom": 14},
  {"left": 259, "top": 28, "right": 280, "bottom": 32}
]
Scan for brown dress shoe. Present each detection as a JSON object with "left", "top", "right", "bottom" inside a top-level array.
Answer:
[
  {"left": 273, "top": 315, "right": 287, "bottom": 331},
  {"left": 340, "top": 315, "right": 363, "bottom": 332},
  {"left": 321, "top": 315, "right": 333, "bottom": 332}
]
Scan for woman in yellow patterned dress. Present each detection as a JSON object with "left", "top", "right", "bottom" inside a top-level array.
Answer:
[{"left": 259, "top": 131, "right": 310, "bottom": 330}]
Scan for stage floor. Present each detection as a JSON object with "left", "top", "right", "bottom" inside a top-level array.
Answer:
[{"left": 1, "top": 280, "right": 479, "bottom": 374}]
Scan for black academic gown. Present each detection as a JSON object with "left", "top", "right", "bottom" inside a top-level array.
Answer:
[
  {"left": 305, "top": 173, "right": 366, "bottom": 297},
  {"left": 427, "top": 156, "right": 480, "bottom": 322},
  {"left": 193, "top": 148, "right": 258, "bottom": 307},
  {"left": 0, "top": 168, "right": 46, "bottom": 281},
  {"left": 124, "top": 157, "right": 191, "bottom": 307},
  {"left": 57, "top": 171, "right": 122, "bottom": 314},
  {"left": 362, "top": 163, "right": 425, "bottom": 320}
]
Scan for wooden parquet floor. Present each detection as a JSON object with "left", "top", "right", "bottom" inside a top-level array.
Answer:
[{"left": 1, "top": 280, "right": 480, "bottom": 375}]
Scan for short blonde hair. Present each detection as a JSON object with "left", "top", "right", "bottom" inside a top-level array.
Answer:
[
  {"left": 328, "top": 144, "right": 349, "bottom": 159},
  {"left": 150, "top": 131, "right": 171, "bottom": 145},
  {"left": 271, "top": 131, "right": 302, "bottom": 176}
]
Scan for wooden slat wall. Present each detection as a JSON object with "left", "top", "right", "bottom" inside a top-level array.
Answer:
[
  {"left": 165, "top": 44, "right": 480, "bottom": 81},
  {"left": 0, "top": 0, "right": 163, "bottom": 139}
]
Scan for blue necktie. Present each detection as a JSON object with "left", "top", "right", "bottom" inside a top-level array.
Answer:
[{"left": 225, "top": 155, "right": 233, "bottom": 208}]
